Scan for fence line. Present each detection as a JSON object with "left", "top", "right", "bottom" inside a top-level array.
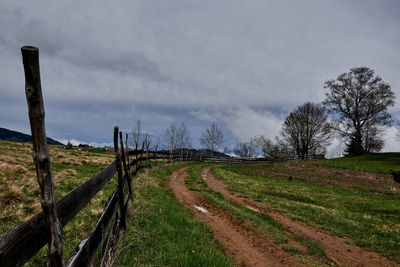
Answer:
[
  {"left": 0, "top": 45, "right": 315, "bottom": 267},
  {"left": 0, "top": 46, "right": 195, "bottom": 267},
  {"left": 200, "top": 154, "right": 324, "bottom": 164}
]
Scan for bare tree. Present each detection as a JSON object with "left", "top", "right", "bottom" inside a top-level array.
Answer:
[
  {"left": 176, "top": 122, "right": 191, "bottom": 160},
  {"left": 324, "top": 67, "right": 395, "bottom": 156},
  {"left": 252, "top": 135, "right": 294, "bottom": 158},
  {"left": 200, "top": 122, "right": 224, "bottom": 155},
  {"left": 131, "top": 120, "right": 142, "bottom": 150},
  {"left": 235, "top": 141, "right": 257, "bottom": 157},
  {"left": 281, "top": 102, "right": 331, "bottom": 160},
  {"left": 252, "top": 135, "right": 274, "bottom": 157},
  {"left": 165, "top": 123, "right": 178, "bottom": 159},
  {"left": 143, "top": 133, "right": 151, "bottom": 158}
]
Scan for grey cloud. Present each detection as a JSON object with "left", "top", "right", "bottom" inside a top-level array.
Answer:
[
  {"left": 16, "top": 19, "right": 64, "bottom": 55},
  {"left": 65, "top": 50, "right": 169, "bottom": 82},
  {"left": 1, "top": 0, "right": 399, "bottom": 152}
]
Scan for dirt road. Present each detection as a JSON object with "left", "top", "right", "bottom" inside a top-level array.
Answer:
[
  {"left": 169, "top": 166, "right": 302, "bottom": 267},
  {"left": 201, "top": 166, "right": 397, "bottom": 267}
]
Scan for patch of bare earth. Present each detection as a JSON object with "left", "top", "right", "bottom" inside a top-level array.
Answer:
[
  {"left": 169, "top": 167, "right": 302, "bottom": 267},
  {"left": 203, "top": 166, "right": 398, "bottom": 267},
  {"left": 245, "top": 164, "right": 400, "bottom": 194}
]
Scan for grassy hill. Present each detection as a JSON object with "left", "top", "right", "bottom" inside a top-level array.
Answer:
[
  {"left": 310, "top": 153, "right": 400, "bottom": 174},
  {"left": 0, "top": 127, "right": 63, "bottom": 145}
]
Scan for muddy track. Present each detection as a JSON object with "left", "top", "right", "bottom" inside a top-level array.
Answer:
[
  {"left": 201, "top": 166, "right": 398, "bottom": 267},
  {"left": 169, "top": 166, "right": 303, "bottom": 267}
]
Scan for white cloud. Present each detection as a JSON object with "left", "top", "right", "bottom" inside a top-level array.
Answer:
[
  {"left": 382, "top": 126, "right": 400, "bottom": 153},
  {"left": 222, "top": 108, "right": 283, "bottom": 142},
  {"left": 190, "top": 107, "right": 284, "bottom": 142},
  {"left": 57, "top": 138, "right": 112, "bottom": 148}
]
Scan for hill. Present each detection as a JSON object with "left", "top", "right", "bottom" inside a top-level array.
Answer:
[
  {"left": 310, "top": 152, "right": 400, "bottom": 174},
  {"left": 0, "top": 127, "right": 63, "bottom": 145}
]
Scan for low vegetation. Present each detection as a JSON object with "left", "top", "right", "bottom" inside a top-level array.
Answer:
[
  {"left": 0, "top": 140, "right": 116, "bottom": 265},
  {"left": 310, "top": 152, "right": 400, "bottom": 174},
  {"left": 185, "top": 165, "right": 330, "bottom": 266},
  {"left": 2, "top": 139, "right": 400, "bottom": 265},
  {"left": 115, "top": 163, "right": 234, "bottom": 266},
  {"left": 212, "top": 161, "right": 400, "bottom": 262}
]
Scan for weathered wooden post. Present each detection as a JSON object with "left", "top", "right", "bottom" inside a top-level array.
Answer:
[
  {"left": 135, "top": 142, "right": 139, "bottom": 175},
  {"left": 145, "top": 141, "right": 149, "bottom": 166},
  {"left": 113, "top": 127, "right": 126, "bottom": 229},
  {"left": 140, "top": 141, "right": 145, "bottom": 168},
  {"left": 119, "top": 132, "right": 132, "bottom": 200},
  {"left": 154, "top": 145, "right": 158, "bottom": 166},
  {"left": 21, "top": 46, "right": 65, "bottom": 267},
  {"left": 125, "top": 133, "right": 129, "bottom": 175}
]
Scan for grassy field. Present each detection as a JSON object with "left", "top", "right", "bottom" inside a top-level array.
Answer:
[
  {"left": 212, "top": 162, "right": 400, "bottom": 263},
  {"left": 309, "top": 153, "right": 400, "bottom": 174},
  {"left": 2, "top": 140, "right": 400, "bottom": 265},
  {"left": 185, "top": 165, "right": 330, "bottom": 266},
  {"left": 0, "top": 140, "right": 116, "bottom": 265},
  {"left": 0, "top": 141, "right": 234, "bottom": 266},
  {"left": 115, "top": 162, "right": 235, "bottom": 266}
]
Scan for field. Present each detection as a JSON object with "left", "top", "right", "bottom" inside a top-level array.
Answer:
[
  {"left": 211, "top": 162, "right": 400, "bottom": 263},
  {"left": 1, "top": 140, "right": 400, "bottom": 266},
  {"left": 0, "top": 140, "right": 116, "bottom": 265}
]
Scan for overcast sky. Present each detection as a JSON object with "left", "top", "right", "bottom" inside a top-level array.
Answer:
[{"left": 1, "top": 0, "right": 399, "bottom": 153}]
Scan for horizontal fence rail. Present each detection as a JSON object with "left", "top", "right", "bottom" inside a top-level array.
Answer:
[
  {"left": 0, "top": 149, "right": 183, "bottom": 267},
  {"left": 201, "top": 155, "right": 324, "bottom": 163}
]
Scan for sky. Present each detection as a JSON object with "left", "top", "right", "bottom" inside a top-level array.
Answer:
[{"left": 0, "top": 0, "right": 399, "bottom": 153}]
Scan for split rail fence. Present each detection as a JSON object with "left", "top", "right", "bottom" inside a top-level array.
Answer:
[
  {"left": 0, "top": 46, "right": 315, "bottom": 267},
  {"left": 0, "top": 46, "right": 191, "bottom": 267}
]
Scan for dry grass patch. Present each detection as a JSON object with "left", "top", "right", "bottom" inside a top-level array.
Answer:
[
  {"left": 0, "top": 140, "right": 114, "bottom": 236},
  {"left": 0, "top": 184, "right": 23, "bottom": 204}
]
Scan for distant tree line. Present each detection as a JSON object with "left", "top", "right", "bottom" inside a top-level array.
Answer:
[
  {"left": 128, "top": 119, "right": 225, "bottom": 159},
  {"left": 126, "top": 67, "right": 395, "bottom": 160},
  {"left": 235, "top": 67, "right": 396, "bottom": 159}
]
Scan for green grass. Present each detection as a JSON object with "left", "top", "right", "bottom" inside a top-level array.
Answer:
[
  {"left": 310, "top": 153, "right": 400, "bottom": 174},
  {"left": 282, "top": 244, "right": 303, "bottom": 254},
  {"left": 1, "top": 141, "right": 234, "bottom": 266},
  {"left": 212, "top": 164, "right": 400, "bottom": 263},
  {"left": 185, "top": 165, "right": 330, "bottom": 266},
  {"left": 114, "top": 162, "right": 234, "bottom": 266}
]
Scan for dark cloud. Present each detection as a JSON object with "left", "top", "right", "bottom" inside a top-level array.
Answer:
[
  {"left": 0, "top": 0, "right": 399, "bottom": 153},
  {"left": 65, "top": 50, "right": 168, "bottom": 81}
]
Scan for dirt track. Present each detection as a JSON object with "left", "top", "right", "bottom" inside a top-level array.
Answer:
[
  {"left": 201, "top": 166, "right": 398, "bottom": 267},
  {"left": 169, "top": 166, "right": 302, "bottom": 267}
]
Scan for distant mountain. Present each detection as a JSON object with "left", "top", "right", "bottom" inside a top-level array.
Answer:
[{"left": 0, "top": 127, "right": 64, "bottom": 145}]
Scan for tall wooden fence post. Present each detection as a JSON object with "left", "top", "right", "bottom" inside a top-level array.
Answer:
[
  {"left": 21, "top": 46, "right": 65, "bottom": 267},
  {"left": 114, "top": 127, "right": 126, "bottom": 229},
  {"left": 125, "top": 133, "right": 129, "bottom": 175},
  {"left": 140, "top": 141, "right": 145, "bottom": 168}
]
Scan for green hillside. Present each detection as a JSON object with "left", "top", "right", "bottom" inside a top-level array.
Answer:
[
  {"left": 310, "top": 153, "right": 400, "bottom": 174},
  {"left": 0, "top": 127, "right": 63, "bottom": 146}
]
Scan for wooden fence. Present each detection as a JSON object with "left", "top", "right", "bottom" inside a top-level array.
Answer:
[
  {"left": 0, "top": 45, "right": 316, "bottom": 267},
  {"left": 0, "top": 46, "right": 193, "bottom": 267},
  {"left": 201, "top": 154, "right": 324, "bottom": 164}
]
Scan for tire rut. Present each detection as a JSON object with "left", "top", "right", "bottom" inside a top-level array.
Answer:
[
  {"left": 169, "top": 166, "right": 303, "bottom": 267},
  {"left": 201, "top": 166, "right": 398, "bottom": 267}
]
